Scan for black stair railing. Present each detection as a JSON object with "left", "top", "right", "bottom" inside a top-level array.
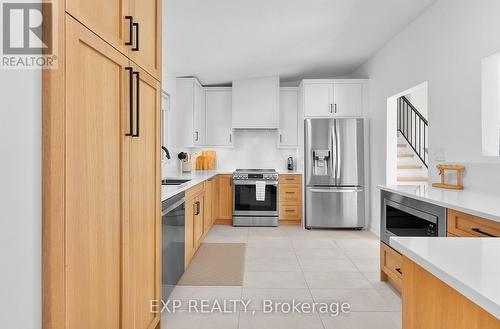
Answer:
[{"left": 397, "top": 96, "right": 428, "bottom": 168}]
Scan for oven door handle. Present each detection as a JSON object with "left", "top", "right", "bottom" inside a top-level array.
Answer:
[{"left": 233, "top": 180, "right": 278, "bottom": 186}]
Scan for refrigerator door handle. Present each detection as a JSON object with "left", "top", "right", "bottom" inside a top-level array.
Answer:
[{"left": 309, "top": 187, "right": 363, "bottom": 193}]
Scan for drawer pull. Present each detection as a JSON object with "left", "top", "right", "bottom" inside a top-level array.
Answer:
[
  {"left": 285, "top": 209, "right": 295, "bottom": 213},
  {"left": 285, "top": 192, "right": 295, "bottom": 194},
  {"left": 395, "top": 268, "right": 402, "bottom": 275},
  {"left": 471, "top": 227, "right": 496, "bottom": 237}
]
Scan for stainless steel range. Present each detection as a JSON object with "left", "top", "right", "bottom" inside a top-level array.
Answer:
[{"left": 233, "top": 169, "right": 279, "bottom": 227}]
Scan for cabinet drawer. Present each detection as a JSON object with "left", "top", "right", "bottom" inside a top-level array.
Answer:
[
  {"left": 280, "top": 203, "right": 301, "bottom": 220},
  {"left": 279, "top": 174, "right": 301, "bottom": 185},
  {"left": 447, "top": 209, "right": 500, "bottom": 237},
  {"left": 280, "top": 185, "right": 301, "bottom": 202},
  {"left": 185, "top": 182, "right": 204, "bottom": 200},
  {"left": 380, "top": 242, "right": 403, "bottom": 289}
]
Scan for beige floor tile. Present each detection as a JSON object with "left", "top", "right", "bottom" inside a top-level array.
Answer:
[
  {"left": 298, "top": 258, "right": 358, "bottom": 272},
  {"left": 335, "top": 239, "right": 380, "bottom": 250},
  {"left": 309, "top": 288, "right": 401, "bottom": 312},
  {"left": 320, "top": 311, "right": 402, "bottom": 329},
  {"left": 350, "top": 258, "right": 381, "bottom": 272},
  {"left": 167, "top": 286, "right": 242, "bottom": 310},
  {"left": 244, "top": 271, "right": 308, "bottom": 289},
  {"left": 245, "top": 257, "right": 301, "bottom": 272},
  {"left": 247, "top": 237, "right": 293, "bottom": 249},
  {"left": 342, "top": 247, "right": 380, "bottom": 259},
  {"left": 291, "top": 238, "right": 337, "bottom": 249},
  {"left": 247, "top": 227, "right": 291, "bottom": 238},
  {"left": 161, "top": 310, "right": 239, "bottom": 329},
  {"left": 238, "top": 310, "right": 324, "bottom": 329},
  {"left": 245, "top": 248, "right": 296, "bottom": 260},
  {"left": 303, "top": 272, "right": 372, "bottom": 289},
  {"left": 241, "top": 288, "right": 313, "bottom": 310},
  {"left": 295, "top": 248, "right": 347, "bottom": 260}
]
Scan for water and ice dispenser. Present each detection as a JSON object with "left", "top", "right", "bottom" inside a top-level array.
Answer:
[{"left": 312, "top": 149, "right": 330, "bottom": 176}]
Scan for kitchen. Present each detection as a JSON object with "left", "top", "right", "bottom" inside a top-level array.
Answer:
[{"left": 3, "top": 1, "right": 500, "bottom": 329}]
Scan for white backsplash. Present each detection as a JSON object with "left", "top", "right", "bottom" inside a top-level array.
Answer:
[{"left": 162, "top": 129, "right": 301, "bottom": 176}]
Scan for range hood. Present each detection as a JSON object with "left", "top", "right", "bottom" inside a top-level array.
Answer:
[{"left": 232, "top": 76, "right": 280, "bottom": 129}]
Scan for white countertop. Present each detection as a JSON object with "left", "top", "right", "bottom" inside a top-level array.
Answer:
[
  {"left": 390, "top": 237, "right": 500, "bottom": 319},
  {"left": 162, "top": 169, "right": 303, "bottom": 201},
  {"left": 379, "top": 185, "right": 500, "bottom": 224}
]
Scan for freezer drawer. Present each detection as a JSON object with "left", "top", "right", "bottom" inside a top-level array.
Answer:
[{"left": 305, "top": 186, "right": 365, "bottom": 229}]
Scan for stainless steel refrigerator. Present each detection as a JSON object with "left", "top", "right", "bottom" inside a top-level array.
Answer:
[{"left": 304, "top": 118, "right": 365, "bottom": 229}]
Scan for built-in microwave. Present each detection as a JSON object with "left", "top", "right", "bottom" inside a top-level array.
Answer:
[{"left": 381, "top": 190, "right": 447, "bottom": 245}]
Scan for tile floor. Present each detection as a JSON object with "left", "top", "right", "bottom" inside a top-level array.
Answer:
[{"left": 162, "top": 225, "right": 402, "bottom": 329}]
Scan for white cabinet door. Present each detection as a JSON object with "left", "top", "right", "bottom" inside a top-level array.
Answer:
[
  {"left": 193, "top": 82, "right": 206, "bottom": 145},
  {"left": 176, "top": 79, "right": 195, "bottom": 147},
  {"left": 205, "top": 88, "right": 233, "bottom": 146},
  {"left": 279, "top": 88, "right": 298, "bottom": 147},
  {"left": 303, "top": 82, "right": 332, "bottom": 117},
  {"left": 333, "top": 82, "right": 363, "bottom": 117}
]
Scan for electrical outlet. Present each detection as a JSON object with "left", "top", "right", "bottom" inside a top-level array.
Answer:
[{"left": 433, "top": 148, "right": 446, "bottom": 162}]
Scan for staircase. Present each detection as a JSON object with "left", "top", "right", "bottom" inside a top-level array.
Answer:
[{"left": 396, "top": 96, "right": 428, "bottom": 185}]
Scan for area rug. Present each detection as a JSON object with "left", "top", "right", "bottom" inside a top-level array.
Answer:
[{"left": 178, "top": 243, "right": 246, "bottom": 286}]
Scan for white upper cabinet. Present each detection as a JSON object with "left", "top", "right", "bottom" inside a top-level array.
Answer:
[
  {"left": 303, "top": 81, "right": 332, "bottom": 117},
  {"left": 176, "top": 78, "right": 205, "bottom": 147},
  {"left": 232, "top": 76, "right": 280, "bottom": 129},
  {"left": 279, "top": 88, "right": 299, "bottom": 148},
  {"left": 333, "top": 82, "right": 363, "bottom": 117},
  {"left": 302, "top": 79, "right": 366, "bottom": 118},
  {"left": 205, "top": 88, "right": 233, "bottom": 146}
]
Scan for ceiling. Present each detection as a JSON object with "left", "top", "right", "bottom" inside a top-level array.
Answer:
[{"left": 164, "top": 0, "right": 435, "bottom": 85}]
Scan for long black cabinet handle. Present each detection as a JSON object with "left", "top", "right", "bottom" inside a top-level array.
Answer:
[
  {"left": 471, "top": 228, "right": 497, "bottom": 237},
  {"left": 132, "top": 22, "right": 139, "bottom": 51},
  {"left": 395, "top": 268, "right": 402, "bottom": 275},
  {"left": 125, "top": 67, "right": 134, "bottom": 136},
  {"left": 132, "top": 71, "right": 140, "bottom": 137},
  {"left": 194, "top": 201, "right": 200, "bottom": 215},
  {"left": 125, "top": 16, "right": 133, "bottom": 46}
]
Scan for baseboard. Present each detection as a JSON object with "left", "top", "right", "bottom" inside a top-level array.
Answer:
[{"left": 214, "top": 218, "right": 232, "bottom": 225}]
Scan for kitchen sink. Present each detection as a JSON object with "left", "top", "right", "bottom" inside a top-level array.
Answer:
[{"left": 161, "top": 179, "right": 191, "bottom": 186}]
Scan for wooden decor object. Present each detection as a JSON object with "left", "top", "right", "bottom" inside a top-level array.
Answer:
[{"left": 432, "top": 164, "right": 465, "bottom": 190}]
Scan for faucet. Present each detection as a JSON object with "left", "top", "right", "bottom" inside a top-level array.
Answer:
[{"left": 161, "top": 146, "right": 171, "bottom": 159}]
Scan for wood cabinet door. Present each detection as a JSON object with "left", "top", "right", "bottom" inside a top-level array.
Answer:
[
  {"left": 184, "top": 198, "right": 195, "bottom": 267},
  {"left": 333, "top": 83, "right": 363, "bottom": 117},
  {"left": 65, "top": 16, "right": 129, "bottom": 329},
  {"left": 216, "top": 175, "right": 233, "bottom": 222},
  {"left": 66, "top": 0, "right": 129, "bottom": 55},
  {"left": 303, "top": 82, "right": 332, "bottom": 117},
  {"left": 129, "top": 0, "right": 161, "bottom": 80},
  {"left": 194, "top": 195, "right": 205, "bottom": 248},
  {"left": 127, "top": 64, "right": 161, "bottom": 329},
  {"left": 205, "top": 89, "right": 233, "bottom": 146},
  {"left": 204, "top": 179, "right": 214, "bottom": 235}
]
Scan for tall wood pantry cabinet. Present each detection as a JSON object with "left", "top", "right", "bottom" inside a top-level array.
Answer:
[{"left": 43, "top": 1, "right": 162, "bottom": 329}]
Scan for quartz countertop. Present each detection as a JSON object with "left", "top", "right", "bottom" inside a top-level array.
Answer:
[
  {"left": 277, "top": 170, "right": 303, "bottom": 175},
  {"left": 161, "top": 170, "right": 231, "bottom": 201},
  {"left": 378, "top": 185, "right": 500, "bottom": 224},
  {"left": 390, "top": 237, "right": 500, "bottom": 319}
]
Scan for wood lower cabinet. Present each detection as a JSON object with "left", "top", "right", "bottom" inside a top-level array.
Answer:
[
  {"left": 279, "top": 174, "right": 302, "bottom": 225},
  {"left": 185, "top": 183, "right": 205, "bottom": 267},
  {"left": 380, "top": 242, "right": 403, "bottom": 293},
  {"left": 43, "top": 15, "right": 161, "bottom": 329},
  {"left": 215, "top": 175, "right": 233, "bottom": 225},
  {"left": 204, "top": 178, "right": 216, "bottom": 235},
  {"left": 403, "top": 257, "right": 500, "bottom": 329},
  {"left": 447, "top": 209, "right": 500, "bottom": 237}
]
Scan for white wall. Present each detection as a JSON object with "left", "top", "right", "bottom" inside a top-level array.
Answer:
[
  {"left": 353, "top": 0, "right": 500, "bottom": 234},
  {"left": 0, "top": 70, "right": 41, "bottom": 328},
  {"left": 405, "top": 84, "right": 428, "bottom": 119}
]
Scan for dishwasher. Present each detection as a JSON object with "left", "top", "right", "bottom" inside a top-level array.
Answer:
[{"left": 162, "top": 192, "right": 185, "bottom": 299}]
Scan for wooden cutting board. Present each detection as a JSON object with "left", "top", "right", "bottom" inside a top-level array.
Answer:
[{"left": 195, "top": 150, "right": 216, "bottom": 170}]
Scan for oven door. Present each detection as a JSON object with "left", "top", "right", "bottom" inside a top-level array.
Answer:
[
  {"left": 382, "top": 199, "right": 438, "bottom": 244},
  {"left": 233, "top": 180, "right": 278, "bottom": 216}
]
